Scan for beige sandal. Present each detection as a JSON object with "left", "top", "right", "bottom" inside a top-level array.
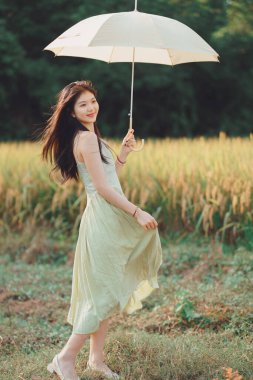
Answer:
[
  {"left": 47, "top": 354, "right": 80, "bottom": 380},
  {"left": 86, "top": 361, "right": 120, "bottom": 379}
]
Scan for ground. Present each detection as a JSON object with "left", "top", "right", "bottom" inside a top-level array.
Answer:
[{"left": 1, "top": 233, "right": 253, "bottom": 379}]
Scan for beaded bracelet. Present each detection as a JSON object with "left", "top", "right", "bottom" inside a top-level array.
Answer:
[
  {"left": 133, "top": 206, "right": 139, "bottom": 217},
  {"left": 116, "top": 155, "right": 126, "bottom": 165}
]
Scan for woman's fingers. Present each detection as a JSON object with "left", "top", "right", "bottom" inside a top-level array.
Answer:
[
  {"left": 145, "top": 219, "right": 158, "bottom": 229},
  {"left": 123, "top": 129, "right": 135, "bottom": 146},
  {"left": 125, "top": 136, "right": 135, "bottom": 143},
  {"left": 125, "top": 129, "right": 134, "bottom": 140},
  {"left": 126, "top": 138, "right": 135, "bottom": 143},
  {"left": 124, "top": 138, "right": 136, "bottom": 148}
]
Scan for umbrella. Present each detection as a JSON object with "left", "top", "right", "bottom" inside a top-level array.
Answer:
[{"left": 44, "top": 0, "right": 220, "bottom": 151}]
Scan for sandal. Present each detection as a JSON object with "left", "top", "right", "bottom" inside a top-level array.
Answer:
[
  {"left": 86, "top": 360, "right": 120, "bottom": 379},
  {"left": 47, "top": 354, "right": 80, "bottom": 380}
]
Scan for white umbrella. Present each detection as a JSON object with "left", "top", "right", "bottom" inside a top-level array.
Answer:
[{"left": 44, "top": 0, "right": 220, "bottom": 150}]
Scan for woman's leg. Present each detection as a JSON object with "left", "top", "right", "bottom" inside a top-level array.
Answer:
[
  {"left": 55, "top": 318, "right": 116, "bottom": 378},
  {"left": 89, "top": 318, "right": 110, "bottom": 363},
  {"left": 57, "top": 332, "right": 89, "bottom": 378},
  {"left": 88, "top": 317, "right": 119, "bottom": 377}
]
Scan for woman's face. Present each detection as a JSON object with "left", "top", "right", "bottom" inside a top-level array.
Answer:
[{"left": 71, "top": 90, "right": 99, "bottom": 127}]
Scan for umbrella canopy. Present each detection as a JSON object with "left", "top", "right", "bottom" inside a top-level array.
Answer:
[
  {"left": 44, "top": 7, "right": 219, "bottom": 150},
  {"left": 45, "top": 10, "right": 219, "bottom": 65}
]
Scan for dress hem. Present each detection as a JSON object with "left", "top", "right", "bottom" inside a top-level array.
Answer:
[{"left": 66, "top": 275, "right": 160, "bottom": 335}]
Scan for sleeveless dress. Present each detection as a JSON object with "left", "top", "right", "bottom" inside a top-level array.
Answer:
[{"left": 67, "top": 139, "right": 163, "bottom": 334}]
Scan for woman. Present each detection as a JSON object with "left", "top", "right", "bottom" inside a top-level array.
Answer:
[{"left": 41, "top": 80, "right": 163, "bottom": 380}]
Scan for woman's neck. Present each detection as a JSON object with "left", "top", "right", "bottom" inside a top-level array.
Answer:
[{"left": 81, "top": 122, "right": 94, "bottom": 133}]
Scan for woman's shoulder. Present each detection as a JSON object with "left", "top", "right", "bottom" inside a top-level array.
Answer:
[
  {"left": 76, "top": 131, "right": 108, "bottom": 146},
  {"left": 75, "top": 131, "right": 97, "bottom": 144},
  {"left": 77, "top": 130, "right": 95, "bottom": 138}
]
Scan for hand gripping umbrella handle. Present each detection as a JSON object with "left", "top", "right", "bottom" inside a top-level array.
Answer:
[{"left": 128, "top": 116, "right": 145, "bottom": 151}]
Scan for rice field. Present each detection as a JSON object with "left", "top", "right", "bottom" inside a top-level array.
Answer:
[{"left": 1, "top": 133, "right": 253, "bottom": 243}]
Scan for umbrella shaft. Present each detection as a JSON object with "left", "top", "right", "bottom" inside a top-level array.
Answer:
[
  {"left": 129, "top": 117, "right": 133, "bottom": 130},
  {"left": 129, "top": 48, "right": 135, "bottom": 130}
]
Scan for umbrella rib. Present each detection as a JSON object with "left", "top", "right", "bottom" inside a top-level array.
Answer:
[
  {"left": 149, "top": 15, "right": 174, "bottom": 66},
  {"left": 149, "top": 15, "right": 165, "bottom": 47},
  {"left": 55, "top": 46, "right": 65, "bottom": 56},
  {"left": 166, "top": 49, "right": 174, "bottom": 66},
  {"left": 108, "top": 46, "right": 115, "bottom": 63}
]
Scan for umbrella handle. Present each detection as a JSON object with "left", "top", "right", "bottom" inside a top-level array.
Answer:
[
  {"left": 128, "top": 116, "right": 145, "bottom": 151},
  {"left": 131, "top": 138, "right": 145, "bottom": 151}
]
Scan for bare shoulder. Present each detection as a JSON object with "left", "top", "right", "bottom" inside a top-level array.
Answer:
[
  {"left": 76, "top": 131, "right": 100, "bottom": 158},
  {"left": 78, "top": 131, "right": 96, "bottom": 140},
  {"left": 75, "top": 131, "right": 97, "bottom": 146},
  {"left": 73, "top": 131, "right": 96, "bottom": 160},
  {"left": 76, "top": 131, "right": 107, "bottom": 145}
]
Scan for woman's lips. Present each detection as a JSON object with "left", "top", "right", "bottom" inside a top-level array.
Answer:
[{"left": 86, "top": 113, "right": 96, "bottom": 118}]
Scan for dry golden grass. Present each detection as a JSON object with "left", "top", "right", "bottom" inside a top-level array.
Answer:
[{"left": 1, "top": 133, "right": 253, "bottom": 240}]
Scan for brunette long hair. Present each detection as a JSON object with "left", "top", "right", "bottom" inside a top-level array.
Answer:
[{"left": 41, "top": 80, "right": 112, "bottom": 183}]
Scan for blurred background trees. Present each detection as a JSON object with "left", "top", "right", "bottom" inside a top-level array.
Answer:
[{"left": 1, "top": 0, "right": 252, "bottom": 140}]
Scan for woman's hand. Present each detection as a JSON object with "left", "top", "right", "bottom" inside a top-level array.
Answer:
[
  {"left": 134, "top": 208, "right": 158, "bottom": 231},
  {"left": 121, "top": 129, "right": 136, "bottom": 155}
]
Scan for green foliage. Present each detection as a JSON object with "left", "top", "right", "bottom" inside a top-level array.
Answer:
[{"left": 174, "top": 289, "right": 203, "bottom": 323}]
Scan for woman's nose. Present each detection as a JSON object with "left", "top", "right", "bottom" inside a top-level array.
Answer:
[{"left": 87, "top": 106, "right": 94, "bottom": 112}]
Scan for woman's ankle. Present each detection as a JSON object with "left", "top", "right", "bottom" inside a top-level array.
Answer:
[
  {"left": 89, "top": 350, "right": 105, "bottom": 364},
  {"left": 58, "top": 351, "right": 77, "bottom": 363},
  {"left": 88, "top": 356, "right": 104, "bottom": 365}
]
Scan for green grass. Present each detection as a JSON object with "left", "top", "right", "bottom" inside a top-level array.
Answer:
[{"left": 1, "top": 234, "right": 253, "bottom": 379}]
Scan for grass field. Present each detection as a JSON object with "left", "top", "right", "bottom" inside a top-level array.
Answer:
[
  {"left": 1, "top": 135, "right": 253, "bottom": 245},
  {"left": 1, "top": 234, "right": 253, "bottom": 379},
  {"left": 1, "top": 136, "right": 253, "bottom": 379}
]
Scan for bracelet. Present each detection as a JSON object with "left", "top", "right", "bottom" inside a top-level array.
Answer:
[
  {"left": 132, "top": 206, "right": 139, "bottom": 217},
  {"left": 116, "top": 155, "right": 126, "bottom": 165}
]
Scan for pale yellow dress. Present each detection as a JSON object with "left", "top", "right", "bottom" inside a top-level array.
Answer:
[{"left": 67, "top": 140, "right": 163, "bottom": 334}]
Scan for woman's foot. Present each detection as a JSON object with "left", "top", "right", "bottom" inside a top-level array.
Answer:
[
  {"left": 52, "top": 353, "right": 79, "bottom": 380},
  {"left": 87, "top": 360, "right": 120, "bottom": 379}
]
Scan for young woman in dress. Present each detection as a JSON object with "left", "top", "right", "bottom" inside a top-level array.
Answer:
[{"left": 41, "top": 80, "right": 163, "bottom": 380}]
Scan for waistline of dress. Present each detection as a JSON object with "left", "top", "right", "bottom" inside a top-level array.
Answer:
[{"left": 86, "top": 186, "right": 124, "bottom": 199}]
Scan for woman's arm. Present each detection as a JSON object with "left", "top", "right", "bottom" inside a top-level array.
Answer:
[
  {"left": 78, "top": 132, "right": 137, "bottom": 216},
  {"left": 115, "top": 128, "right": 135, "bottom": 176},
  {"left": 114, "top": 149, "right": 128, "bottom": 177}
]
